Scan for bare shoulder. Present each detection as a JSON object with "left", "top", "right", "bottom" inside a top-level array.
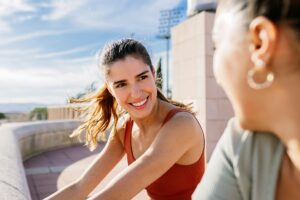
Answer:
[
  {"left": 159, "top": 111, "right": 204, "bottom": 145},
  {"left": 168, "top": 111, "right": 203, "bottom": 135},
  {"left": 111, "top": 114, "right": 130, "bottom": 146},
  {"left": 148, "top": 110, "right": 204, "bottom": 165}
]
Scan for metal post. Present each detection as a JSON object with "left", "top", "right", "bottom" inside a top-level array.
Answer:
[
  {"left": 166, "top": 36, "right": 170, "bottom": 98},
  {"left": 157, "top": 7, "right": 184, "bottom": 98}
]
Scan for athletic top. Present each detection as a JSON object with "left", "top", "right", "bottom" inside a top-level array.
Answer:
[{"left": 124, "top": 109, "right": 205, "bottom": 200}]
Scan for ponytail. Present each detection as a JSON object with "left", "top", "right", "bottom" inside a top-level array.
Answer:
[
  {"left": 156, "top": 89, "right": 195, "bottom": 114},
  {"left": 69, "top": 85, "right": 119, "bottom": 151}
]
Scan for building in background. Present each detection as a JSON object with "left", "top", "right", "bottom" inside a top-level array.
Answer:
[
  {"left": 48, "top": 104, "right": 83, "bottom": 120},
  {"left": 171, "top": 0, "right": 233, "bottom": 159}
]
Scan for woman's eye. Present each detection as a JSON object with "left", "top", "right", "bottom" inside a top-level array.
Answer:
[
  {"left": 115, "top": 83, "right": 126, "bottom": 88},
  {"left": 138, "top": 75, "right": 148, "bottom": 81}
]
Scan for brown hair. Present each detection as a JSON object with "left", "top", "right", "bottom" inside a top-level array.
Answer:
[
  {"left": 70, "top": 38, "right": 192, "bottom": 150},
  {"left": 221, "top": 0, "right": 300, "bottom": 38}
]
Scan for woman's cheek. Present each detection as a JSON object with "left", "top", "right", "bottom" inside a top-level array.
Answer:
[
  {"left": 113, "top": 90, "right": 127, "bottom": 104},
  {"left": 213, "top": 52, "right": 225, "bottom": 85}
]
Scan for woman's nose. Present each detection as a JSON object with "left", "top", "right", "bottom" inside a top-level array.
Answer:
[{"left": 131, "top": 84, "right": 141, "bottom": 98}]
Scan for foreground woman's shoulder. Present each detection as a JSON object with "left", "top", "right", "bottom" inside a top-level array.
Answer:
[
  {"left": 221, "top": 118, "right": 283, "bottom": 158},
  {"left": 192, "top": 118, "right": 285, "bottom": 200}
]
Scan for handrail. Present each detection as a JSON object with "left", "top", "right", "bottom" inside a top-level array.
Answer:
[{"left": 0, "top": 120, "right": 81, "bottom": 200}]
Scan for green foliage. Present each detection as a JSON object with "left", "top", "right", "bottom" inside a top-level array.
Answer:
[
  {"left": 156, "top": 57, "right": 163, "bottom": 90},
  {"left": 30, "top": 107, "right": 48, "bottom": 120},
  {"left": 0, "top": 112, "right": 6, "bottom": 119},
  {"left": 71, "top": 81, "right": 98, "bottom": 100}
]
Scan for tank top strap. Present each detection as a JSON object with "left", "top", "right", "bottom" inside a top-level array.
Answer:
[
  {"left": 161, "top": 108, "right": 189, "bottom": 126},
  {"left": 124, "top": 108, "right": 189, "bottom": 164}
]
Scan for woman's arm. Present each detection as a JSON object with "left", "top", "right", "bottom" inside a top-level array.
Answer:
[
  {"left": 44, "top": 129, "right": 125, "bottom": 200},
  {"left": 88, "top": 112, "right": 204, "bottom": 200}
]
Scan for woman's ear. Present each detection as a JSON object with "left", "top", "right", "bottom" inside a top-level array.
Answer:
[{"left": 248, "top": 16, "right": 278, "bottom": 66}]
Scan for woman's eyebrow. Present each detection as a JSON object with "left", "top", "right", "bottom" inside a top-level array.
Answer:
[
  {"left": 136, "top": 70, "right": 149, "bottom": 78},
  {"left": 113, "top": 80, "right": 126, "bottom": 86},
  {"left": 113, "top": 69, "right": 150, "bottom": 86}
]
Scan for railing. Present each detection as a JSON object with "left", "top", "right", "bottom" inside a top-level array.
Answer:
[{"left": 0, "top": 120, "right": 81, "bottom": 200}]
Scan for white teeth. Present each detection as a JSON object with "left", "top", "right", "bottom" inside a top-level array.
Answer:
[{"left": 132, "top": 98, "right": 147, "bottom": 107}]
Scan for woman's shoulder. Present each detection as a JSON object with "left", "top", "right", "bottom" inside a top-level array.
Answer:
[
  {"left": 165, "top": 109, "right": 201, "bottom": 132},
  {"left": 111, "top": 114, "right": 131, "bottom": 146},
  {"left": 193, "top": 118, "right": 284, "bottom": 200},
  {"left": 218, "top": 118, "right": 284, "bottom": 190},
  {"left": 159, "top": 108, "right": 204, "bottom": 147},
  {"left": 220, "top": 118, "right": 283, "bottom": 160}
]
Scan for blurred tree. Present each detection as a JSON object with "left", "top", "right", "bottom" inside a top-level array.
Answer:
[
  {"left": 30, "top": 107, "right": 48, "bottom": 120},
  {"left": 0, "top": 112, "right": 6, "bottom": 119},
  {"left": 156, "top": 57, "right": 163, "bottom": 90},
  {"left": 74, "top": 81, "right": 98, "bottom": 99}
]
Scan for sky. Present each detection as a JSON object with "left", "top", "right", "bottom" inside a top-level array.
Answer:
[{"left": 0, "top": 0, "right": 187, "bottom": 105}]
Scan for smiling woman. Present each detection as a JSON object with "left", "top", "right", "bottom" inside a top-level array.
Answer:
[{"left": 44, "top": 38, "right": 205, "bottom": 200}]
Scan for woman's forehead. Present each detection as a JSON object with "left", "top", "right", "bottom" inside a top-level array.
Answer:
[{"left": 107, "top": 56, "right": 150, "bottom": 80}]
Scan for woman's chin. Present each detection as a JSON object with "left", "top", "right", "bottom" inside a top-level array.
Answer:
[
  {"left": 237, "top": 116, "right": 260, "bottom": 132},
  {"left": 127, "top": 106, "right": 152, "bottom": 119}
]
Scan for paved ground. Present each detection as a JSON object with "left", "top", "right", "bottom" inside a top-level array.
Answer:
[{"left": 23, "top": 143, "right": 147, "bottom": 200}]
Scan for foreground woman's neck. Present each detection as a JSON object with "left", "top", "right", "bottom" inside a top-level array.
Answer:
[{"left": 272, "top": 111, "right": 300, "bottom": 183}]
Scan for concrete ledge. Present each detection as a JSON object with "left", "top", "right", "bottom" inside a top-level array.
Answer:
[{"left": 0, "top": 120, "right": 81, "bottom": 200}]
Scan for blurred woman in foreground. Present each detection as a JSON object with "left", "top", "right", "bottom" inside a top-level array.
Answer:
[{"left": 193, "top": 0, "right": 300, "bottom": 199}]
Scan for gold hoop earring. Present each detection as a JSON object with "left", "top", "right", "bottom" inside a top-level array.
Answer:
[{"left": 247, "top": 68, "right": 274, "bottom": 90}]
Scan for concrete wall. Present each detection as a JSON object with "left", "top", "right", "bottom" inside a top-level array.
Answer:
[
  {"left": 0, "top": 120, "right": 81, "bottom": 200},
  {"left": 171, "top": 11, "right": 234, "bottom": 159},
  {"left": 48, "top": 104, "right": 82, "bottom": 120},
  {"left": 0, "top": 126, "right": 30, "bottom": 200}
]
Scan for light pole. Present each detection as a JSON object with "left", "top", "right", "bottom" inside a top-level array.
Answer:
[{"left": 157, "top": 8, "right": 184, "bottom": 98}]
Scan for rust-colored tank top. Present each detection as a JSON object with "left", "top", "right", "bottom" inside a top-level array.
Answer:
[{"left": 124, "top": 109, "right": 205, "bottom": 200}]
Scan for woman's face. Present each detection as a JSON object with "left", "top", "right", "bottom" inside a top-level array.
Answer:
[
  {"left": 106, "top": 55, "right": 157, "bottom": 119},
  {"left": 213, "top": 3, "right": 260, "bottom": 128}
]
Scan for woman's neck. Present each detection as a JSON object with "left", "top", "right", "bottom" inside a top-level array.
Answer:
[
  {"left": 131, "top": 98, "right": 166, "bottom": 133},
  {"left": 271, "top": 103, "right": 300, "bottom": 178}
]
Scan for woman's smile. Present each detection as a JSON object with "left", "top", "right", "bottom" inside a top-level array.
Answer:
[{"left": 129, "top": 96, "right": 149, "bottom": 108}]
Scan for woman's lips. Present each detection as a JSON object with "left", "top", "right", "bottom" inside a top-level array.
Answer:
[{"left": 129, "top": 96, "right": 149, "bottom": 109}]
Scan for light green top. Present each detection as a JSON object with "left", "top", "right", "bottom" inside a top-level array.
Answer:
[{"left": 192, "top": 118, "right": 285, "bottom": 200}]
